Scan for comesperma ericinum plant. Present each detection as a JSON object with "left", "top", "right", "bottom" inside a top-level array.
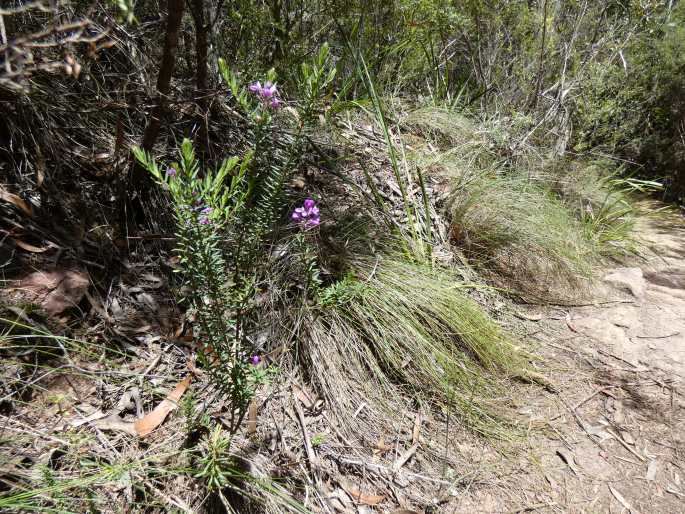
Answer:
[
  {"left": 133, "top": 141, "right": 272, "bottom": 433},
  {"left": 133, "top": 45, "right": 336, "bottom": 436}
]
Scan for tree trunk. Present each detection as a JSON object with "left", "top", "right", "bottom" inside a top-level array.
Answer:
[
  {"left": 190, "top": 0, "right": 209, "bottom": 156},
  {"left": 140, "top": 0, "right": 184, "bottom": 152},
  {"left": 131, "top": 0, "right": 185, "bottom": 190}
]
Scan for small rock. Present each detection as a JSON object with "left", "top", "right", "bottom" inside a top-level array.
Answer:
[
  {"left": 603, "top": 267, "right": 646, "bottom": 298},
  {"left": 15, "top": 269, "right": 90, "bottom": 316}
]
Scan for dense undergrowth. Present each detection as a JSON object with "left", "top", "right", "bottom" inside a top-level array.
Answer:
[{"left": 0, "top": 0, "right": 679, "bottom": 512}]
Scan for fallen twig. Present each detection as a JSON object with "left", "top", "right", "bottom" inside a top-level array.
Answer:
[{"left": 293, "top": 388, "right": 319, "bottom": 470}]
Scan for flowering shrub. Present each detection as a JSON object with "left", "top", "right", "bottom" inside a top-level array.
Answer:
[
  {"left": 133, "top": 44, "right": 335, "bottom": 437},
  {"left": 133, "top": 140, "right": 271, "bottom": 433}
]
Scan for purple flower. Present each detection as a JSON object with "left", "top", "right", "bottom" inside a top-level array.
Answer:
[
  {"left": 201, "top": 207, "right": 213, "bottom": 215},
  {"left": 250, "top": 355, "right": 261, "bottom": 365},
  {"left": 249, "top": 81, "right": 262, "bottom": 94},
  {"left": 292, "top": 198, "right": 320, "bottom": 229},
  {"left": 166, "top": 167, "right": 177, "bottom": 177},
  {"left": 249, "top": 79, "right": 280, "bottom": 106},
  {"left": 261, "top": 81, "right": 277, "bottom": 98},
  {"left": 198, "top": 215, "right": 210, "bottom": 225}
]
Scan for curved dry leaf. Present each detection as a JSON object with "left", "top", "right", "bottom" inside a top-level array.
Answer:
[
  {"left": 340, "top": 482, "right": 385, "bottom": 506},
  {"left": 92, "top": 414, "right": 138, "bottom": 435},
  {"left": 13, "top": 238, "right": 50, "bottom": 253},
  {"left": 134, "top": 375, "right": 191, "bottom": 437},
  {"left": 15, "top": 269, "right": 89, "bottom": 316},
  {"left": 0, "top": 187, "right": 33, "bottom": 216},
  {"left": 608, "top": 485, "right": 632, "bottom": 511}
]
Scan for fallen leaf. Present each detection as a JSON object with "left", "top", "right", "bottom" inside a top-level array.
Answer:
[
  {"left": 293, "top": 383, "right": 320, "bottom": 410},
  {"left": 556, "top": 449, "right": 579, "bottom": 475},
  {"left": 340, "top": 482, "right": 385, "bottom": 506},
  {"left": 621, "top": 430, "right": 635, "bottom": 445},
  {"left": 247, "top": 399, "right": 257, "bottom": 435},
  {"left": 0, "top": 186, "right": 33, "bottom": 216},
  {"left": 71, "top": 408, "right": 109, "bottom": 427},
  {"left": 134, "top": 375, "right": 192, "bottom": 437},
  {"left": 13, "top": 239, "right": 52, "bottom": 253},
  {"left": 565, "top": 313, "right": 578, "bottom": 333},
  {"left": 412, "top": 412, "right": 422, "bottom": 445},
  {"left": 646, "top": 460, "right": 658, "bottom": 481},
  {"left": 93, "top": 414, "right": 138, "bottom": 435},
  {"left": 373, "top": 437, "right": 392, "bottom": 456},
  {"left": 393, "top": 443, "right": 419, "bottom": 472}
]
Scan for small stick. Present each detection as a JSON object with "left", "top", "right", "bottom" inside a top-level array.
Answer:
[
  {"left": 597, "top": 349, "right": 645, "bottom": 370},
  {"left": 337, "top": 457, "right": 457, "bottom": 486},
  {"left": 634, "top": 332, "right": 680, "bottom": 339},
  {"left": 392, "top": 442, "right": 419, "bottom": 472},
  {"left": 293, "top": 390, "right": 318, "bottom": 469},
  {"left": 549, "top": 386, "right": 617, "bottom": 421},
  {"left": 606, "top": 428, "right": 646, "bottom": 462}
]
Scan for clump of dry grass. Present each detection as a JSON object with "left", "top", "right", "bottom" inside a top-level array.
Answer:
[
  {"left": 448, "top": 172, "right": 596, "bottom": 300},
  {"left": 400, "top": 105, "right": 643, "bottom": 301}
]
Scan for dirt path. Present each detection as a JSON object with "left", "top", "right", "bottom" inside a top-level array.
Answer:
[{"left": 456, "top": 206, "right": 685, "bottom": 513}]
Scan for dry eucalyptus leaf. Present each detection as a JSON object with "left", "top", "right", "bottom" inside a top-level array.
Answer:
[
  {"left": 339, "top": 481, "right": 385, "bottom": 506},
  {"left": 13, "top": 239, "right": 51, "bottom": 253},
  {"left": 0, "top": 186, "right": 33, "bottom": 216},
  {"left": 15, "top": 269, "right": 89, "bottom": 316},
  {"left": 608, "top": 485, "right": 632, "bottom": 511},
  {"left": 134, "top": 375, "right": 191, "bottom": 437},
  {"left": 92, "top": 414, "right": 138, "bottom": 436}
]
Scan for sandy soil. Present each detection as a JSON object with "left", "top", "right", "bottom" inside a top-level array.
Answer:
[{"left": 450, "top": 205, "right": 685, "bottom": 514}]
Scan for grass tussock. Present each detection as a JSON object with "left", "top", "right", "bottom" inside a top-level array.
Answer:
[
  {"left": 402, "top": 106, "right": 643, "bottom": 300},
  {"left": 449, "top": 172, "right": 596, "bottom": 299},
  {"left": 303, "top": 254, "right": 528, "bottom": 439}
]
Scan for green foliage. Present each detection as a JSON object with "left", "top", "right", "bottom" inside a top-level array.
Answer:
[
  {"left": 134, "top": 141, "right": 269, "bottom": 433},
  {"left": 318, "top": 272, "right": 367, "bottom": 307},
  {"left": 196, "top": 425, "right": 235, "bottom": 491},
  {"left": 133, "top": 47, "right": 334, "bottom": 436},
  {"left": 573, "top": 3, "right": 685, "bottom": 201}
]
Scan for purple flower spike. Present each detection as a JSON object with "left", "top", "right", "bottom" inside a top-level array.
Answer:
[
  {"left": 250, "top": 355, "right": 261, "bottom": 365},
  {"left": 292, "top": 198, "right": 320, "bottom": 229},
  {"left": 198, "top": 215, "right": 210, "bottom": 225},
  {"left": 166, "top": 167, "right": 177, "bottom": 177}
]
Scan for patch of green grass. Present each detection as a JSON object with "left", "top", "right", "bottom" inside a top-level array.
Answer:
[
  {"left": 403, "top": 107, "right": 648, "bottom": 300},
  {"left": 551, "top": 160, "right": 662, "bottom": 256},
  {"left": 305, "top": 254, "right": 530, "bottom": 439},
  {"left": 448, "top": 171, "right": 597, "bottom": 299}
]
